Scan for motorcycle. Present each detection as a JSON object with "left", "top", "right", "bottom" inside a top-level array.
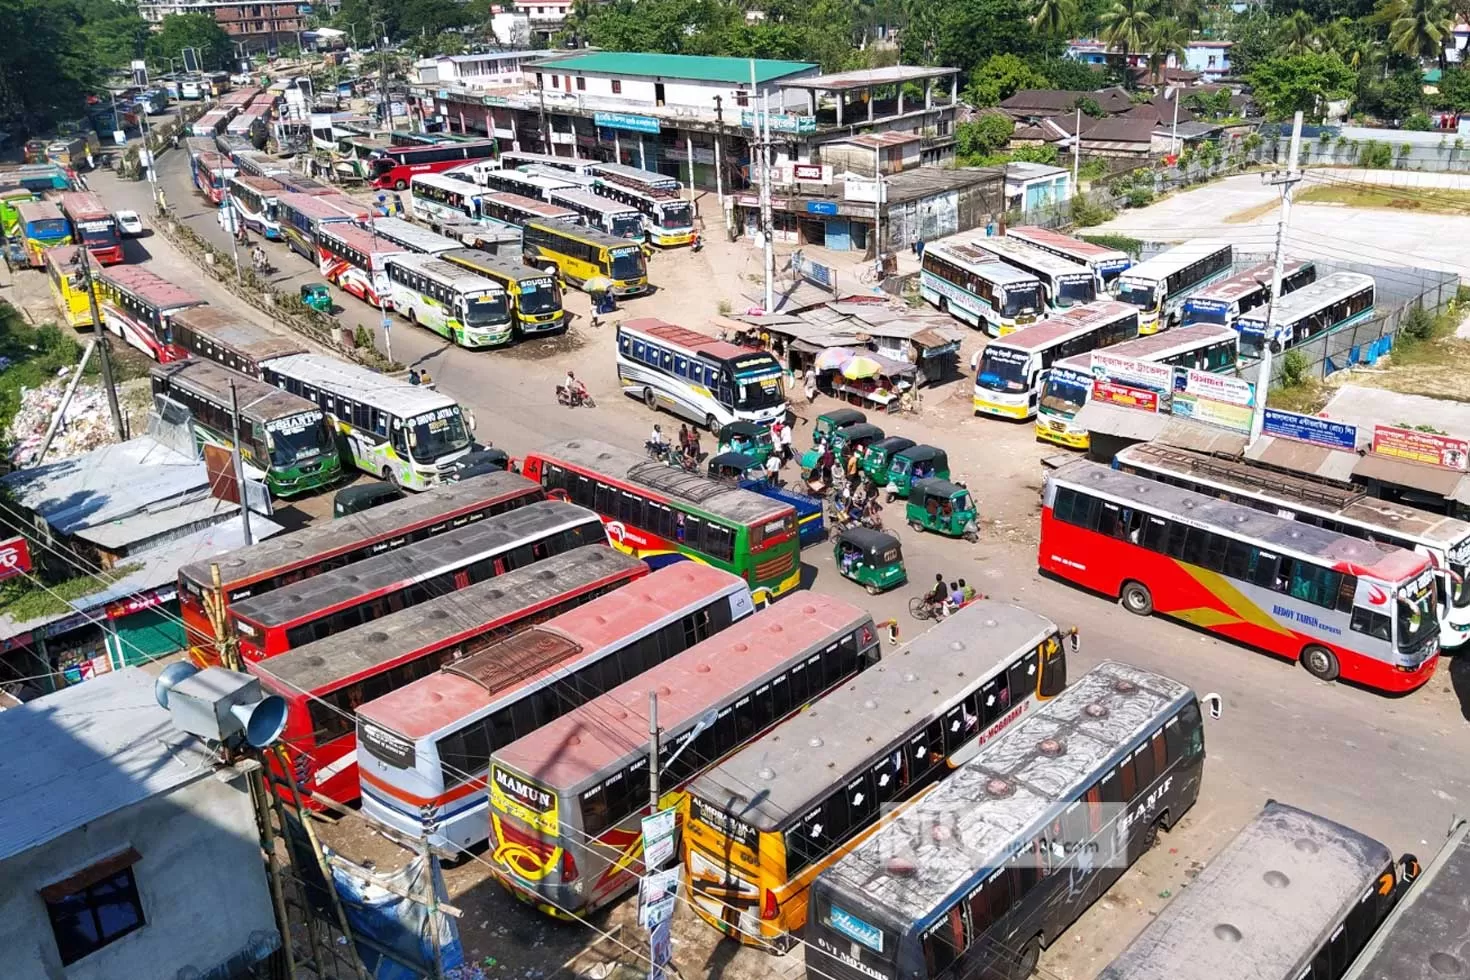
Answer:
[{"left": 556, "top": 384, "right": 594, "bottom": 408}]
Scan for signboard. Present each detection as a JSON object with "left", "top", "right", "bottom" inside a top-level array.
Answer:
[
  {"left": 1172, "top": 392, "right": 1253, "bottom": 433},
  {"left": 104, "top": 587, "right": 177, "bottom": 620},
  {"left": 792, "top": 251, "right": 836, "bottom": 292},
  {"left": 1092, "top": 379, "right": 1160, "bottom": 413},
  {"left": 0, "top": 537, "right": 32, "bottom": 583},
  {"left": 649, "top": 915, "right": 673, "bottom": 980},
  {"left": 593, "top": 111, "right": 661, "bottom": 134},
  {"left": 641, "top": 807, "right": 678, "bottom": 870},
  {"left": 740, "top": 110, "right": 817, "bottom": 134},
  {"left": 806, "top": 200, "right": 838, "bottom": 216},
  {"left": 480, "top": 94, "right": 510, "bottom": 107},
  {"left": 1262, "top": 409, "right": 1359, "bottom": 452},
  {"left": 638, "top": 866, "right": 680, "bottom": 929},
  {"left": 792, "top": 162, "right": 833, "bottom": 184},
  {"left": 1089, "top": 351, "right": 1173, "bottom": 393},
  {"left": 1181, "top": 368, "right": 1254, "bottom": 407},
  {"left": 1371, "top": 425, "right": 1470, "bottom": 471}
]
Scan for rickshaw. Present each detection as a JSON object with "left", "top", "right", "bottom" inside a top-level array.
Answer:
[
  {"left": 299, "top": 283, "right": 333, "bottom": 313},
  {"left": 833, "top": 526, "right": 907, "bottom": 595},
  {"left": 810, "top": 408, "right": 867, "bottom": 449},
  {"left": 885, "top": 445, "right": 951, "bottom": 499},
  {"left": 716, "top": 421, "right": 774, "bottom": 464},
  {"left": 906, "top": 478, "right": 979, "bottom": 542},
  {"left": 863, "top": 436, "right": 916, "bottom": 486},
  {"left": 707, "top": 451, "right": 764, "bottom": 482}
]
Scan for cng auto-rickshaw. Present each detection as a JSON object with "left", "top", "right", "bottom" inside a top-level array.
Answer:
[
  {"left": 829, "top": 421, "right": 886, "bottom": 459},
  {"left": 707, "top": 451, "right": 764, "bottom": 482},
  {"left": 885, "top": 445, "right": 952, "bottom": 499},
  {"left": 810, "top": 408, "right": 867, "bottom": 449},
  {"left": 716, "top": 421, "right": 774, "bottom": 464},
  {"left": 834, "top": 526, "right": 907, "bottom": 594},
  {"left": 906, "top": 478, "right": 979, "bottom": 542},
  {"left": 333, "top": 482, "right": 404, "bottom": 518},
  {"left": 863, "top": 436, "right": 916, "bottom": 486},
  {"left": 299, "top": 283, "right": 333, "bottom": 313}
]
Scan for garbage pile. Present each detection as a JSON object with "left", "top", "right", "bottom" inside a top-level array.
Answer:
[{"left": 6, "top": 379, "right": 152, "bottom": 467}]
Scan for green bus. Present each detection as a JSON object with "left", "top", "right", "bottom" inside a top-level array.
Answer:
[
  {"left": 440, "top": 247, "right": 566, "bottom": 338},
  {"left": 151, "top": 359, "right": 344, "bottom": 498},
  {"left": 0, "top": 187, "right": 37, "bottom": 241}
]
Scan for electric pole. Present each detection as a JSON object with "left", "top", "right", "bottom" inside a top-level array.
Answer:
[
  {"left": 760, "top": 92, "right": 775, "bottom": 314},
  {"left": 1248, "top": 110, "right": 1303, "bottom": 446},
  {"left": 1072, "top": 106, "right": 1080, "bottom": 192},
  {"left": 78, "top": 249, "right": 126, "bottom": 440},
  {"left": 712, "top": 94, "right": 726, "bottom": 211},
  {"left": 229, "top": 380, "right": 255, "bottom": 546}
]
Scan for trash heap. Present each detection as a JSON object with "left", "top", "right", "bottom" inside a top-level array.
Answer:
[{"left": 5, "top": 379, "right": 152, "bottom": 467}]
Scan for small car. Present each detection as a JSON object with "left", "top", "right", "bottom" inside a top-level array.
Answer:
[{"left": 115, "top": 210, "right": 144, "bottom": 237}]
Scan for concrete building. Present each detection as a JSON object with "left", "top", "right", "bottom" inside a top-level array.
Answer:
[
  {"left": 1183, "top": 41, "right": 1233, "bottom": 82},
  {"left": 0, "top": 668, "right": 280, "bottom": 979},
  {"left": 138, "top": 0, "right": 305, "bottom": 53},
  {"left": 1004, "top": 162, "right": 1071, "bottom": 213},
  {"left": 412, "top": 51, "right": 543, "bottom": 92}
]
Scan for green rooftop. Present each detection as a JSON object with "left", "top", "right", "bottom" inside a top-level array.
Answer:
[{"left": 527, "top": 52, "right": 817, "bottom": 85}]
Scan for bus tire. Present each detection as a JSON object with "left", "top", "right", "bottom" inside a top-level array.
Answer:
[
  {"left": 1142, "top": 817, "right": 1162, "bottom": 853},
  {"left": 1014, "top": 937, "right": 1041, "bottom": 979},
  {"left": 643, "top": 387, "right": 657, "bottom": 410},
  {"left": 705, "top": 414, "right": 717, "bottom": 432},
  {"left": 1301, "top": 644, "right": 1340, "bottom": 682},
  {"left": 1120, "top": 581, "right": 1153, "bottom": 616},
  {"left": 394, "top": 179, "right": 407, "bottom": 191},
  {"left": 382, "top": 467, "right": 400, "bottom": 490}
]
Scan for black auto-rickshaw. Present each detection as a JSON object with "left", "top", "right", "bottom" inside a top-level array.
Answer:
[
  {"left": 333, "top": 482, "right": 404, "bottom": 518},
  {"left": 707, "top": 451, "right": 764, "bottom": 482},
  {"left": 833, "top": 526, "right": 907, "bottom": 595},
  {"left": 886, "top": 445, "right": 952, "bottom": 498},
  {"left": 906, "top": 478, "right": 979, "bottom": 542},
  {"left": 444, "top": 448, "right": 512, "bottom": 481}
]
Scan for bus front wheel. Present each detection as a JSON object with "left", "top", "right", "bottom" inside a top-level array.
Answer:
[
  {"left": 1014, "top": 938, "right": 1041, "bottom": 979},
  {"left": 394, "top": 179, "right": 407, "bottom": 191},
  {"left": 1301, "top": 644, "right": 1340, "bottom": 682},
  {"left": 1120, "top": 581, "right": 1153, "bottom": 616},
  {"left": 643, "top": 387, "right": 657, "bottom": 410}
]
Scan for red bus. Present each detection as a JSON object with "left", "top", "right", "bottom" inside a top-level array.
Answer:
[
  {"left": 250, "top": 545, "right": 647, "bottom": 807},
  {"left": 179, "top": 470, "right": 544, "bottom": 664},
  {"left": 370, "top": 139, "right": 499, "bottom": 191},
  {"left": 93, "top": 264, "right": 205, "bottom": 361},
  {"left": 58, "top": 190, "right": 122, "bottom": 264},
  {"left": 228, "top": 500, "right": 607, "bottom": 661},
  {"left": 1039, "top": 460, "right": 1440, "bottom": 692},
  {"left": 193, "top": 152, "right": 236, "bottom": 205},
  {"left": 317, "top": 222, "right": 403, "bottom": 308}
]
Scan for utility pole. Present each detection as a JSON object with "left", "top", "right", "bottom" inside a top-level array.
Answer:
[
  {"left": 873, "top": 144, "right": 882, "bottom": 273},
  {"left": 712, "top": 95, "right": 726, "bottom": 211},
  {"left": 222, "top": 186, "right": 242, "bottom": 278},
  {"left": 1248, "top": 110, "right": 1304, "bottom": 446},
  {"left": 229, "top": 380, "right": 255, "bottom": 546},
  {"left": 79, "top": 249, "right": 126, "bottom": 440},
  {"left": 374, "top": 20, "right": 389, "bottom": 127},
  {"left": 1072, "top": 106, "right": 1080, "bottom": 192},
  {"left": 760, "top": 89, "right": 775, "bottom": 314},
  {"left": 1170, "top": 87, "right": 1180, "bottom": 158},
  {"left": 647, "top": 690, "right": 660, "bottom": 811},
  {"left": 366, "top": 218, "right": 394, "bottom": 362}
]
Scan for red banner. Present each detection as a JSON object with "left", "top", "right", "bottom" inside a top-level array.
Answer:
[
  {"left": 1092, "top": 379, "right": 1159, "bottom": 413},
  {"left": 0, "top": 537, "right": 33, "bottom": 582},
  {"left": 104, "top": 588, "right": 176, "bottom": 620},
  {"left": 1371, "top": 425, "right": 1470, "bottom": 471}
]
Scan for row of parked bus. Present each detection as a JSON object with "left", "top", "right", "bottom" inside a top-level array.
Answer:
[{"left": 2, "top": 177, "right": 123, "bottom": 269}]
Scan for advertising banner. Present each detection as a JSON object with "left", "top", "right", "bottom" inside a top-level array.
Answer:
[
  {"left": 1090, "top": 351, "right": 1173, "bottom": 392},
  {"left": 1261, "top": 409, "right": 1358, "bottom": 452},
  {"left": 1092, "top": 380, "right": 1160, "bottom": 413},
  {"left": 1371, "top": 425, "right": 1470, "bottom": 471},
  {"left": 1181, "top": 368, "right": 1254, "bottom": 407}
]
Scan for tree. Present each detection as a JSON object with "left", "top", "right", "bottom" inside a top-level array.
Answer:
[
  {"left": 1227, "top": 8, "right": 1277, "bottom": 75},
  {"left": 955, "top": 113, "right": 1015, "bottom": 159},
  {"left": 1098, "top": 0, "right": 1154, "bottom": 79},
  {"left": 1075, "top": 94, "right": 1104, "bottom": 115},
  {"left": 965, "top": 53, "right": 1048, "bottom": 106},
  {"left": 147, "top": 12, "right": 231, "bottom": 71},
  {"left": 1437, "top": 66, "right": 1470, "bottom": 109},
  {"left": 1146, "top": 17, "right": 1189, "bottom": 85},
  {"left": 1275, "top": 9, "right": 1320, "bottom": 54},
  {"left": 1038, "top": 57, "right": 1107, "bottom": 89},
  {"left": 918, "top": 0, "right": 1054, "bottom": 76},
  {"left": 1367, "top": 66, "right": 1428, "bottom": 118},
  {"left": 1248, "top": 50, "right": 1356, "bottom": 119},
  {"left": 1384, "top": 0, "right": 1452, "bottom": 69},
  {"left": 1030, "top": 0, "right": 1078, "bottom": 36},
  {"left": 76, "top": 0, "right": 150, "bottom": 72},
  {"left": 0, "top": 0, "right": 96, "bottom": 132}
]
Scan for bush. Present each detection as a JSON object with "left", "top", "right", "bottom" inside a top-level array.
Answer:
[
  {"left": 1280, "top": 349, "right": 1310, "bottom": 388},
  {"left": 1404, "top": 112, "right": 1433, "bottom": 131},
  {"left": 1070, "top": 192, "right": 1116, "bottom": 227},
  {"left": 354, "top": 324, "right": 374, "bottom": 350},
  {"left": 1400, "top": 304, "right": 1434, "bottom": 340},
  {"left": 1078, "top": 233, "right": 1144, "bottom": 258},
  {"left": 1358, "top": 140, "right": 1392, "bottom": 168},
  {"left": 1125, "top": 186, "right": 1155, "bottom": 208}
]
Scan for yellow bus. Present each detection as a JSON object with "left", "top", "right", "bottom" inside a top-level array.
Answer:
[
  {"left": 440, "top": 247, "right": 566, "bottom": 338},
  {"left": 521, "top": 218, "right": 648, "bottom": 297},
  {"left": 43, "top": 245, "right": 97, "bottom": 328},
  {"left": 682, "top": 601, "right": 1073, "bottom": 952}
]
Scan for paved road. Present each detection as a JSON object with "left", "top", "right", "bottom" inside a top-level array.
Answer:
[{"left": 89, "top": 153, "right": 1470, "bottom": 979}]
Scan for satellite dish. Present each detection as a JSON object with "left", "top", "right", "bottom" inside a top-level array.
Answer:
[
  {"left": 229, "top": 696, "right": 288, "bottom": 748},
  {"left": 155, "top": 661, "right": 199, "bottom": 709}
]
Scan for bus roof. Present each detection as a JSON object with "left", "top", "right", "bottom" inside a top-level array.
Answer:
[
  {"left": 251, "top": 545, "right": 644, "bottom": 695},
  {"left": 1186, "top": 259, "right": 1311, "bottom": 305},
  {"left": 541, "top": 437, "right": 794, "bottom": 526},
  {"left": 548, "top": 187, "right": 639, "bottom": 215},
  {"left": 356, "top": 562, "right": 749, "bottom": 739},
  {"left": 486, "top": 192, "right": 579, "bottom": 219},
  {"left": 369, "top": 217, "right": 461, "bottom": 253},
  {"left": 229, "top": 174, "right": 285, "bottom": 193},
  {"left": 1340, "top": 819, "right": 1470, "bottom": 980},
  {"left": 1096, "top": 801, "right": 1392, "bottom": 980},
  {"left": 42, "top": 244, "right": 82, "bottom": 268},
  {"left": 409, "top": 172, "right": 478, "bottom": 195},
  {"left": 276, "top": 192, "right": 369, "bottom": 221},
  {"left": 1121, "top": 239, "right": 1232, "bottom": 281},
  {"left": 440, "top": 248, "right": 553, "bottom": 284},
  {"left": 153, "top": 359, "right": 317, "bottom": 423},
  {"left": 927, "top": 238, "right": 1041, "bottom": 285},
  {"left": 824, "top": 661, "right": 1193, "bottom": 924},
  {"left": 318, "top": 222, "right": 406, "bottom": 258},
  {"left": 971, "top": 236, "right": 1098, "bottom": 279},
  {"left": 984, "top": 300, "right": 1138, "bottom": 352},
  {"left": 526, "top": 217, "right": 638, "bottom": 248},
  {"left": 196, "top": 151, "right": 233, "bottom": 171},
  {"left": 490, "top": 169, "right": 573, "bottom": 191},
  {"left": 1116, "top": 442, "right": 1470, "bottom": 549},
  {"left": 180, "top": 470, "right": 538, "bottom": 588},
  {"left": 493, "top": 595, "right": 872, "bottom": 792},
  {"left": 1007, "top": 225, "right": 1129, "bottom": 262},
  {"left": 57, "top": 191, "right": 109, "bottom": 219},
  {"left": 168, "top": 307, "right": 307, "bottom": 362},
  {"left": 1237, "top": 272, "right": 1375, "bottom": 327},
  {"left": 592, "top": 162, "right": 680, "bottom": 189},
  {"left": 15, "top": 201, "right": 62, "bottom": 221},
  {"left": 689, "top": 601, "right": 1059, "bottom": 830},
  {"left": 385, "top": 253, "right": 506, "bottom": 292},
  {"left": 229, "top": 500, "right": 598, "bottom": 629},
  {"left": 261, "top": 353, "right": 460, "bottom": 419},
  {"left": 96, "top": 265, "right": 206, "bottom": 312},
  {"left": 620, "top": 317, "right": 752, "bottom": 361},
  {"left": 1053, "top": 323, "right": 1238, "bottom": 372},
  {"left": 1052, "top": 460, "right": 1432, "bottom": 582}
]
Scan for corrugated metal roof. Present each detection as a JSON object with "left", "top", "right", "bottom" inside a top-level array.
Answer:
[
  {"left": 1243, "top": 435, "right": 1361, "bottom": 483},
  {"left": 1155, "top": 417, "right": 1249, "bottom": 456},
  {"left": 0, "top": 668, "right": 216, "bottom": 860},
  {"left": 1074, "top": 400, "right": 1168, "bottom": 442},
  {"left": 1354, "top": 453, "right": 1465, "bottom": 496}
]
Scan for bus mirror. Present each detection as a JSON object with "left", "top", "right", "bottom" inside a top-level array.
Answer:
[
  {"left": 1066, "top": 630, "right": 1079, "bottom": 654},
  {"left": 1202, "top": 692, "right": 1223, "bottom": 720},
  {"left": 467, "top": 411, "right": 477, "bottom": 432}
]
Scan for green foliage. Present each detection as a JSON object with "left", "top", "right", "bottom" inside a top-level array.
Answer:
[
  {"left": 1078, "top": 157, "right": 1110, "bottom": 179},
  {"left": 1280, "top": 349, "right": 1311, "bottom": 388},
  {"left": 1401, "top": 303, "right": 1435, "bottom": 340},
  {"left": 1437, "top": 68, "right": 1470, "bottom": 111},
  {"left": 1227, "top": 9, "right": 1277, "bottom": 75},
  {"left": 1098, "top": 0, "right": 1154, "bottom": 65},
  {"left": 1363, "top": 68, "right": 1430, "bottom": 121},
  {"left": 1011, "top": 143, "right": 1060, "bottom": 163},
  {"left": 1359, "top": 139, "right": 1393, "bottom": 166},
  {"left": 353, "top": 324, "right": 374, "bottom": 349},
  {"left": 1403, "top": 111, "right": 1433, "bottom": 130},
  {"left": 1387, "top": 0, "right": 1453, "bottom": 64},
  {"left": 0, "top": 305, "right": 83, "bottom": 440},
  {"left": 147, "top": 13, "right": 231, "bottom": 71},
  {"left": 965, "top": 54, "right": 1048, "bottom": 107},
  {"left": 904, "top": 0, "right": 1057, "bottom": 76},
  {"left": 1038, "top": 57, "right": 1109, "bottom": 91},
  {"left": 955, "top": 115, "right": 1015, "bottom": 159},
  {"left": 1125, "top": 185, "right": 1155, "bottom": 207},
  {"left": 0, "top": 564, "right": 140, "bottom": 622},
  {"left": 1079, "top": 232, "right": 1143, "bottom": 256},
  {"left": 1247, "top": 51, "right": 1356, "bottom": 119},
  {"left": 1185, "top": 88, "right": 1235, "bottom": 118},
  {"left": 0, "top": 0, "right": 99, "bottom": 131},
  {"left": 1076, "top": 95, "right": 1104, "bottom": 117},
  {"left": 1071, "top": 192, "right": 1117, "bottom": 227}
]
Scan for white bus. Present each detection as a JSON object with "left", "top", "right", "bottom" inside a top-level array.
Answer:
[
  {"left": 1035, "top": 324, "right": 1239, "bottom": 450},
  {"left": 477, "top": 192, "right": 581, "bottom": 230},
  {"left": 317, "top": 223, "right": 404, "bottom": 309},
  {"left": 479, "top": 168, "right": 574, "bottom": 201},
  {"left": 1006, "top": 224, "right": 1132, "bottom": 285},
  {"left": 546, "top": 187, "right": 645, "bottom": 239},
  {"left": 409, "top": 172, "right": 480, "bottom": 226},
  {"left": 973, "top": 301, "right": 1139, "bottom": 419},
  {"left": 590, "top": 163, "right": 694, "bottom": 247},
  {"left": 972, "top": 235, "right": 1098, "bottom": 311},
  {"left": 499, "top": 151, "right": 600, "bottom": 175},
  {"left": 1114, "top": 239, "right": 1233, "bottom": 334},
  {"left": 260, "top": 353, "right": 476, "bottom": 490},
  {"left": 1115, "top": 440, "right": 1470, "bottom": 650},
  {"left": 355, "top": 563, "right": 755, "bottom": 851},
  {"left": 616, "top": 317, "right": 787, "bottom": 430},
  {"left": 920, "top": 237, "right": 1045, "bottom": 336},
  {"left": 385, "top": 252, "right": 512, "bottom": 349},
  {"left": 1233, "top": 271, "right": 1375, "bottom": 359},
  {"left": 1181, "top": 259, "right": 1316, "bottom": 330},
  {"left": 369, "top": 216, "right": 462, "bottom": 256},
  {"left": 225, "top": 174, "right": 285, "bottom": 240}
]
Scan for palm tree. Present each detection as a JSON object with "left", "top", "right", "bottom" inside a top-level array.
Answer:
[
  {"left": 1387, "top": 0, "right": 1453, "bottom": 69},
  {"left": 1276, "top": 10, "right": 1318, "bottom": 55},
  {"left": 1031, "top": 0, "right": 1079, "bottom": 37},
  {"left": 1099, "top": 0, "right": 1155, "bottom": 85},
  {"left": 1146, "top": 17, "right": 1190, "bottom": 85}
]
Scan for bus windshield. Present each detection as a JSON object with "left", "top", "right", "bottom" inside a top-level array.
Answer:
[
  {"left": 977, "top": 348, "right": 1029, "bottom": 392},
  {"left": 1116, "top": 279, "right": 1157, "bottom": 311},
  {"left": 268, "top": 415, "right": 332, "bottom": 466},
  {"left": 1039, "top": 371, "right": 1090, "bottom": 415},
  {"left": 1002, "top": 283, "right": 1043, "bottom": 317},
  {"left": 28, "top": 218, "right": 68, "bottom": 239},
  {"left": 612, "top": 214, "right": 644, "bottom": 238},
  {"left": 1185, "top": 302, "right": 1230, "bottom": 326},
  {"left": 518, "top": 278, "right": 561, "bottom": 315},
  {"left": 1057, "top": 277, "right": 1096, "bottom": 306},
  {"left": 409, "top": 406, "right": 471, "bottom": 461},
  {"left": 1399, "top": 578, "right": 1437, "bottom": 650},
  {"left": 610, "top": 248, "right": 645, "bottom": 281},
  {"left": 463, "top": 291, "right": 510, "bottom": 326},
  {"left": 660, "top": 200, "right": 693, "bottom": 227},
  {"left": 735, "top": 378, "right": 784, "bottom": 411}
]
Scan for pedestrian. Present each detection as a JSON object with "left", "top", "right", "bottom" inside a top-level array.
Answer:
[
  {"left": 408, "top": 369, "right": 421, "bottom": 386},
  {"left": 764, "top": 452, "right": 781, "bottom": 485},
  {"left": 778, "top": 419, "right": 794, "bottom": 463},
  {"left": 678, "top": 424, "right": 692, "bottom": 455},
  {"left": 804, "top": 365, "right": 818, "bottom": 403},
  {"left": 690, "top": 427, "right": 702, "bottom": 461},
  {"left": 845, "top": 448, "right": 859, "bottom": 482}
]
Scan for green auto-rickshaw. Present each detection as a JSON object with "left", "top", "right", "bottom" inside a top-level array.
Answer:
[
  {"left": 863, "top": 436, "right": 916, "bottom": 486},
  {"left": 830, "top": 421, "right": 885, "bottom": 458},
  {"left": 716, "top": 421, "right": 774, "bottom": 464},
  {"left": 811, "top": 408, "right": 867, "bottom": 449},
  {"left": 906, "top": 478, "right": 979, "bottom": 542},
  {"left": 885, "top": 445, "right": 951, "bottom": 499},
  {"left": 833, "top": 526, "right": 907, "bottom": 595},
  {"left": 299, "top": 283, "right": 333, "bottom": 313},
  {"left": 708, "top": 450, "right": 764, "bottom": 482}
]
